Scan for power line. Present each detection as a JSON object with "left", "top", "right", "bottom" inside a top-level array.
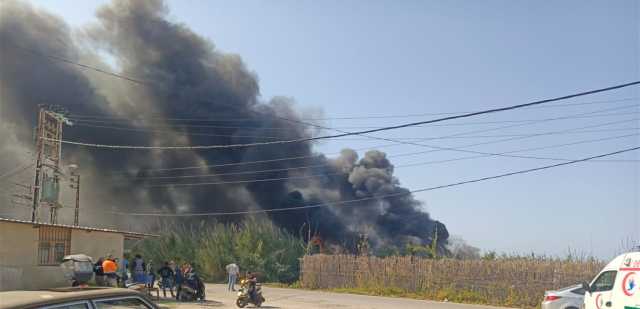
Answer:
[
  {"left": 69, "top": 123, "right": 287, "bottom": 140},
  {"left": 14, "top": 41, "right": 640, "bottom": 159},
  {"left": 109, "top": 114, "right": 639, "bottom": 174},
  {"left": 43, "top": 81, "right": 640, "bottom": 149},
  {"left": 69, "top": 112, "right": 640, "bottom": 142},
  {"left": 67, "top": 108, "right": 640, "bottom": 132},
  {"left": 14, "top": 40, "right": 640, "bottom": 176},
  {"left": 389, "top": 117, "right": 640, "bottom": 159},
  {"left": 102, "top": 146, "right": 640, "bottom": 216},
  {"left": 66, "top": 97, "right": 638, "bottom": 122},
  {"left": 132, "top": 125, "right": 640, "bottom": 181},
  {"left": 9, "top": 42, "right": 149, "bottom": 86},
  {"left": 140, "top": 133, "right": 639, "bottom": 187},
  {"left": 0, "top": 162, "right": 35, "bottom": 182}
]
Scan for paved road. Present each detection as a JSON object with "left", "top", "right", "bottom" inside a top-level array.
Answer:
[{"left": 161, "top": 284, "right": 511, "bottom": 309}]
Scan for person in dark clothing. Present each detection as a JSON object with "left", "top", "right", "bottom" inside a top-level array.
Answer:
[
  {"left": 94, "top": 258, "right": 105, "bottom": 286},
  {"left": 246, "top": 271, "right": 258, "bottom": 302},
  {"left": 131, "top": 254, "right": 146, "bottom": 284},
  {"left": 157, "top": 261, "right": 175, "bottom": 298},
  {"left": 174, "top": 262, "right": 185, "bottom": 301}
]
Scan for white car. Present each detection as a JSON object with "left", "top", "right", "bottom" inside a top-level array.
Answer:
[
  {"left": 583, "top": 251, "right": 640, "bottom": 309},
  {"left": 542, "top": 284, "right": 585, "bottom": 309}
]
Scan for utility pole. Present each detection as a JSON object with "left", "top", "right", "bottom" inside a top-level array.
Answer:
[
  {"left": 73, "top": 174, "right": 80, "bottom": 226},
  {"left": 31, "top": 109, "right": 45, "bottom": 222},
  {"left": 31, "top": 106, "right": 71, "bottom": 223},
  {"left": 69, "top": 165, "right": 80, "bottom": 226}
]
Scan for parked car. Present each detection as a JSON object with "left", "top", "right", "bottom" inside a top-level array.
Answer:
[
  {"left": 0, "top": 287, "right": 159, "bottom": 309},
  {"left": 583, "top": 250, "right": 640, "bottom": 309},
  {"left": 542, "top": 284, "right": 585, "bottom": 309}
]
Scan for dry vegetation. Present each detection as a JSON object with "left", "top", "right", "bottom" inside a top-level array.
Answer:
[{"left": 300, "top": 254, "right": 603, "bottom": 308}]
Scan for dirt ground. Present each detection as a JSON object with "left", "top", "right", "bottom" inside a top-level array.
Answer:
[{"left": 154, "top": 283, "right": 510, "bottom": 309}]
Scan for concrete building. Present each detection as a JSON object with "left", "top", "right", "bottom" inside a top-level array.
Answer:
[{"left": 0, "top": 217, "right": 155, "bottom": 291}]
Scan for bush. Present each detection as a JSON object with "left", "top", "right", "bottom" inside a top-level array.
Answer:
[{"left": 132, "top": 217, "right": 305, "bottom": 283}]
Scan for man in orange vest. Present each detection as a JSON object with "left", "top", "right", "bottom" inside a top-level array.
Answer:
[{"left": 102, "top": 255, "right": 118, "bottom": 287}]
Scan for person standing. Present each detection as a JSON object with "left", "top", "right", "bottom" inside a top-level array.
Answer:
[
  {"left": 118, "top": 254, "right": 130, "bottom": 287},
  {"left": 146, "top": 260, "right": 156, "bottom": 288},
  {"left": 93, "top": 257, "right": 105, "bottom": 286},
  {"left": 102, "top": 256, "right": 118, "bottom": 287},
  {"left": 174, "top": 262, "right": 185, "bottom": 301},
  {"left": 225, "top": 262, "right": 239, "bottom": 291},
  {"left": 131, "top": 254, "right": 146, "bottom": 284},
  {"left": 157, "top": 261, "right": 175, "bottom": 298}
]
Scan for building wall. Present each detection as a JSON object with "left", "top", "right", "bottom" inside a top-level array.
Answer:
[
  {"left": 71, "top": 229, "right": 124, "bottom": 262},
  {"left": 0, "top": 221, "right": 125, "bottom": 291},
  {"left": 0, "top": 221, "right": 37, "bottom": 290}
]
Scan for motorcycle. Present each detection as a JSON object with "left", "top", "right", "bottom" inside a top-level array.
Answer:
[
  {"left": 236, "top": 278, "right": 265, "bottom": 308},
  {"left": 178, "top": 271, "right": 206, "bottom": 302}
]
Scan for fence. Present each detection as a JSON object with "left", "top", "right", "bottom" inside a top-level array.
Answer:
[{"left": 300, "top": 255, "right": 603, "bottom": 308}]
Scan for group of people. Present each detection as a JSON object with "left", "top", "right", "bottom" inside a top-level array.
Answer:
[
  {"left": 92, "top": 254, "right": 157, "bottom": 288},
  {"left": 155, "top": 260, "right": 200, "bottom": 299},
  {"left": 93, "top": 255, "right": 126, "bottom": 287},
  {"left": 92, "top": 254, "right": 261, "bottom": 302}
]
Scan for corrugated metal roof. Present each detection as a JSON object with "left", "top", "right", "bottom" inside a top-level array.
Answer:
[{"left": 0, "top": 217, "right": 158, "bottom": 238}]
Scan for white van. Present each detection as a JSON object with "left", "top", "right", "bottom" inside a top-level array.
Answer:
[{"left": 583, "top": 251, "right": 640, "bottom": 309}]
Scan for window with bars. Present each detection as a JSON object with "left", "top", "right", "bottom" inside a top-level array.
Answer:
[{"left": 38, "top": 226, "right": 71, "bottom": 265}]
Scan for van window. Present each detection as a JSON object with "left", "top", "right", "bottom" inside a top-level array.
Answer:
[{"left": 591, "top": 270, "right": 617, "bottom": 292}]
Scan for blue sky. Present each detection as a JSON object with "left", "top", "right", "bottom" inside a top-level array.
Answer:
[{"left": 34, "top": 0, "right": 639, "bottom": 258}]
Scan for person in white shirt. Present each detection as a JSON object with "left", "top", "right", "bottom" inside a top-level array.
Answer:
[{"left": 225, "top": 263, "right": 239, "bottom": 291}]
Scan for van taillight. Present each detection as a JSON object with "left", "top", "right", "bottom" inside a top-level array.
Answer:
[{"left": 544, "top": 295, "right": 561, "bottom": 301}]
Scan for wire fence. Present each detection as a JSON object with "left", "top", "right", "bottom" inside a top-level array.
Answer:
[{"left": 300, "top": 254, "right": 603, "bottom": 308}]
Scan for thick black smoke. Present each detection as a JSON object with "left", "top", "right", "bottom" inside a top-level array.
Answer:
[{"left": 0, "top": 0, "right": 448, "bottom": 252}]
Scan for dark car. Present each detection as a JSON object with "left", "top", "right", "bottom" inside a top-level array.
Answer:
[{"left": 0, "top": 287, "right": 158, "bottom": 309}]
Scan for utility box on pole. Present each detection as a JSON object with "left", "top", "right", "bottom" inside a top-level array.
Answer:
[{"left": 32, "top": 106, "right": 68, "bottom": 223}]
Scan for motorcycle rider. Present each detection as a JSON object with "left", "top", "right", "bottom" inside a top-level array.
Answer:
[
  {"left": 175, "top": 262, "right": 205, "bottom": 301},
  {"left": 246, "top": 271, "right": 258, "bottom": 303}
]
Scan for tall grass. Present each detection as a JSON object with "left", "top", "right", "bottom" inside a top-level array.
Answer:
[{"left": 132, "top": 218, "right": 305, "bottom": 283}]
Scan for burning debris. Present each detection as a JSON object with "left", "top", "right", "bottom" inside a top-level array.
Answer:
[{"left": 0, "top": 0, "right": 448, "bottom": 253}]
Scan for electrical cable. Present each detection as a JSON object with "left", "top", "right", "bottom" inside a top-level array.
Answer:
[
  {"left": 40, "top": 82, "right": 640, "bottom": 149},
  {"left": 132, "top": 124, "right": 640, "bottom": 181},
  {"left": 108, "top": 113, "right": 639, "bottom": 174},
  {"left": 14, "top": 41, "right": 640, "bottom": 167},
  {"left": 0, "top": 162, "right": 35, "bottom": 182},
  {"left": 141, "top": 133, "right": 639, "bottom": 187},
  {"left": 66, "top": 97, "right": 638, "bottom": 122},
  {"left": 99, "top": 146, "right": 640, "bottom": 216},
  {"left": 67, "top": 109, "right": 640, "bottom": 132}
]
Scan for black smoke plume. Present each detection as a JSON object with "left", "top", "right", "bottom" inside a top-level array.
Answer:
[{"left": 0, "top": 0, "right": 448, "bottom": 253}]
